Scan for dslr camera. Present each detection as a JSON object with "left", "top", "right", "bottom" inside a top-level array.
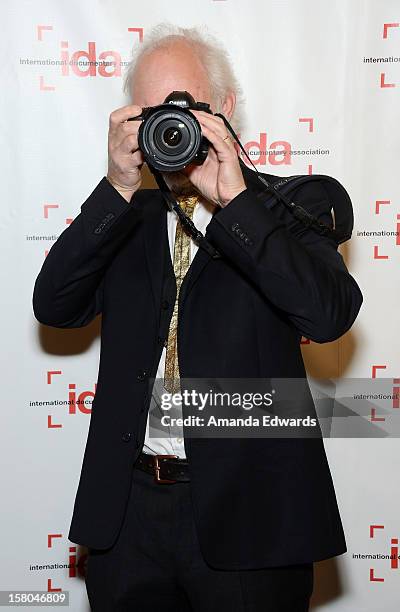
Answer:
[{"left": 129, "top": 90, "right": 212, "bottom": 172}]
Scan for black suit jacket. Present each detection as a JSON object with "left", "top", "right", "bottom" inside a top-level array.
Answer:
[{"left": 32, "top": 160, "right": 363, "bottom": 569}]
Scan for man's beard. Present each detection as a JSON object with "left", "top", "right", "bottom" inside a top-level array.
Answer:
[{"left": 160, "top": 168, "right": 199, "bottom": 197}]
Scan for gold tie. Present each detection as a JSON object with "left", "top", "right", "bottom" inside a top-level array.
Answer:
[{"left": 164, "top": 194, "right": 199, "bottom": 394}]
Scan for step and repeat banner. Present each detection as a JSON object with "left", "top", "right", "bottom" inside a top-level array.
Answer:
[{"left": 1, "top": 0, "right": 399, "bottom": 610}]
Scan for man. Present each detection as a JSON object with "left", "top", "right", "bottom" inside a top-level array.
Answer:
[{"left": 33, "top": 24, "right": 363, "bottom": 612}]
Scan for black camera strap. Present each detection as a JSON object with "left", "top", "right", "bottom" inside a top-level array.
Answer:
[
  {"left": 214, "top": 113, "right": 352, "bottom": 244},
  {"left": 147, "top": 113, "right": 353, "bottom": 257},
  {"left": 148, "top": 165, "right": 221, "bottom": 259}
]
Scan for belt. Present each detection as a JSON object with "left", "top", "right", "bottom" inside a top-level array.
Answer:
[{"left": 135, "top": 452, "right": 190, "bottom": 484}]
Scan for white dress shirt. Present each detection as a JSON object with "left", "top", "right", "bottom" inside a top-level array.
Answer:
[{"left": 143, "top": 196, "right": 216, "bottom": 458}]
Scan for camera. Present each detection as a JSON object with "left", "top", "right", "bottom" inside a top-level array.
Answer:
[{"left": 129, "top": 91, "right": 213, "bottom": 172}]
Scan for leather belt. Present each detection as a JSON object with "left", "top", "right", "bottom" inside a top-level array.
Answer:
[{"left": 135, "top": 452, "right": 190, "bottom": 484}]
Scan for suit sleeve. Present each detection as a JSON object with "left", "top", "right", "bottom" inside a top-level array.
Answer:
[
  {"left": 206, "top": 180, "right": 363, "bottom": 343},
  {"left": 32, "top": 177, "right": 143, "bottom": 328}
]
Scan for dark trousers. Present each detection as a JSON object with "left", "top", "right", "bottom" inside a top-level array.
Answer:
[{"left": 85, "top": 461, "right": 314, "bottom": 611}]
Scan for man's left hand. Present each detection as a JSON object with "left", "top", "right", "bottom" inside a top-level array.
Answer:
[{"left": 180, "top": 110, "right": 247, "bottom": 207}]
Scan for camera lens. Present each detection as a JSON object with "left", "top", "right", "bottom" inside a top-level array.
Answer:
[
  {"left": 154, "top": 118, "right": 189, "bottom": 156},
  {"left": 162, "top": 126, "right": 182, "bottom": 147},
  {"left": 138, "top": 106, "right": 208, "bottom": 171}
]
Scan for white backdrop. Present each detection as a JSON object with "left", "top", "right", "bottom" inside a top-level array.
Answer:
[{"left": 1, "top": 0, "right": 399, "bottom": 610}]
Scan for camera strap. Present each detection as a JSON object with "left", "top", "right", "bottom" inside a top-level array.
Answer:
[
  {"left": 214, "top": 112, "right": 353, "bottom": 245},
  {"left": 148, "top": 113, "right": 353, "bottom": 258},
  {"left": 148, "top": 165, "right": 221, "bottom": 259}
]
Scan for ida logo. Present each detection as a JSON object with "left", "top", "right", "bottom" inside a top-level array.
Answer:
[
  {"left": 235, "top": 133, "right": 292, "bottom": 167},
  {"left": 368, "top": 524, "right": 400, "bottom": 583},
  {"left": 60, "top": 40, "right": 121, "bottom": 77},
  {"left": 68, "top": 546, "right": 88, "bottom": 579},
  {"left": 68, "top": 383, "right": 97, "bottom": 414}
]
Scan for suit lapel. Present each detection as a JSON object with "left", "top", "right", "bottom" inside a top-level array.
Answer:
[
  {"left": 179, "top": 160, "right": 264, "bottom": 309},
  {"left": 144, "top": 192, "right": 174, "bottom": 312},
  {"left": 144, "top": 160, "right": 270, "bottom": 313},
  {"left": 178, "top": 232, "right": 214, "bottom": 311}
]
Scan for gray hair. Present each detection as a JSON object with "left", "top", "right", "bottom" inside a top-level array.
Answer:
[{"left": 122, "top": 22, "right": 246, "bottom": 135}]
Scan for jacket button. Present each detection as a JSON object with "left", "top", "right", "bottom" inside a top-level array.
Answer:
[
  {"left": 161, "top": 300, "right": 170, "bottom": 310},
  {"left": 137, "top": 369, "right": 147, "bottom": 381},
  {"left": 121, "top": 432, "right": 132, "bottom": 442}
]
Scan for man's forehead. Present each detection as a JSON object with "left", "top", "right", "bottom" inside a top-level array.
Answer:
[
  {"left": 132, "top": 45, "right": 212, "bottom": 105},
  {"left": 134, "top": 79, "right": 211, "bottom": 106}
]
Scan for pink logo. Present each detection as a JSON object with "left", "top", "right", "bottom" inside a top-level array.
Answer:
[
  {"left": 235, "top": 133, "right": 292, "bottom": 166},
  {"left": 61, "top": 41, "right": 122, "bottom": 77}
]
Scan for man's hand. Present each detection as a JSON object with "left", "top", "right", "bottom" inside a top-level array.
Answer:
[
  {"left": 180, "top": 110, "right": 247, "bottom": 207},
  {"left": 107, "top": 105, "right": 144, "bottom": 198}
]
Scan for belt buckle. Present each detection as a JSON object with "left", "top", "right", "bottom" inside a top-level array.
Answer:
[{"left": 153, "top": 454, "right": 178, "bottom": 484}]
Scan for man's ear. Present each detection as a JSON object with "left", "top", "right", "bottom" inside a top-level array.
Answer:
[{"left": 221, "top": 91, "right": 236, "bottom": 121}]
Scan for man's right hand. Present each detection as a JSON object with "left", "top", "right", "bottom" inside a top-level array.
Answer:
[{"left": 107, "top": 104, "right": 144, "bottom": 199}]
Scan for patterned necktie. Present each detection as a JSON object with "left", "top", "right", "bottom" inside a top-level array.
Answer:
[{"left": 164, "top": 194, "right": 199, "bottom": 394}]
